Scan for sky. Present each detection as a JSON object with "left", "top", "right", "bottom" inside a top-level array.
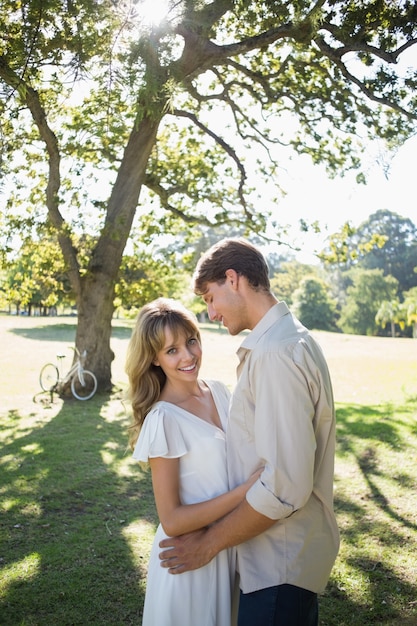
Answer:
[{"left": 270, "top": 133, "right": 417, "bottom": 264}]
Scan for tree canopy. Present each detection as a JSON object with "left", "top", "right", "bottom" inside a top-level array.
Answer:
[
  {"left": 338, "top": 267, "right": 399, "bottom": 335},
  {"left": 320, "top": 209, "right": 417, "bottom": 290},
  {"left": 292, "top": 275, "right": 338, "bottom": 331},
  {"left": 1, "top": 0, "right": 417, "bottom": 389},
  {"left": 354, "top": 210, "right": 417, "bottom": 291}
]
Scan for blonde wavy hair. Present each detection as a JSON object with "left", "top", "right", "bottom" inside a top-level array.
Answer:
[{"left": 125, "top": 298, "right": 201, "bottom": 450}]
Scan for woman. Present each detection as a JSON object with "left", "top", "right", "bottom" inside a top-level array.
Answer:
[{"left": 125, "top": 298, "right": 258, "bottom": 626}]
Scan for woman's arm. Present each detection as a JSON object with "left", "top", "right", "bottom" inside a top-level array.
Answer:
[{"left": 149, "top": 456, "right": 260, "bottom": 537}]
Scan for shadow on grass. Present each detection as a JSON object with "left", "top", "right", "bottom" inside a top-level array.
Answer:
[
  {"left": 319, "top": 402, "right": 417, "bottom": 625},
  {"left": 322, "top": 559, "right": 417, "bottom": 626},
  {"left": 336, "top": 402, "right": 417, "bottom": 531},
  {"left": 110, "top": 324, "right": 135, "bottom": 340},
  {"left": 11, "top": 323, "right": 77, "bottom": 342},
  {"left": 0, "top": 394, "right": 157, "bottom": 625},
  {"left": 2, "top": 399, "right": 416, "bottom": 625},
  {"left": 10, "top": 322, "right": 134, "bottom": 342},
  {"left": 9, "top": 320, "right": 244, "bottom": 342}
]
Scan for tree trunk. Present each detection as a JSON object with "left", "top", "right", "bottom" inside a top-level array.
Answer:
[
  {"left": 74, "top": 273, "right": 116, "bottom": 391},
  {"left": 68, "top": 115, "right": 163, "bottom": 391}
]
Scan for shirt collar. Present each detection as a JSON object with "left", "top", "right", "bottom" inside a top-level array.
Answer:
[{"left": 239, "top": 301, "right": 290, "bottom": 352}]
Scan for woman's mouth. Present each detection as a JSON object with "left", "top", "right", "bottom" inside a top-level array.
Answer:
[{"left": 179, "top": 364, "right": 196, "bottom": 372}]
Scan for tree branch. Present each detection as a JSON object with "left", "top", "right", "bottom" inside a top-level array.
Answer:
[
  {"left": 172, "top": 108, "right": 257, "bottom": 222},
  {"left": 144, "top": 174, "right": 232, "bottom": 228},
  {"left": 320, "top": 24, "right": 415, "bottom": 64},
  {"left": 0, "top": 55, "right": 81, "bottom": 290},
  {"left": 315, "top": 37, "right": 417, "bottom": 121}
]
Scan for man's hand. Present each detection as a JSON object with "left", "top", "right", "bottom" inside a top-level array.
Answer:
[{"left": 159, "top": 528, "right": 216, "bottom": 574}]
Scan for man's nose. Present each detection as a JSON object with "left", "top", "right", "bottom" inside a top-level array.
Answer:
[{"left": 207, "top": 304, "right": 217, "bottom": 321}]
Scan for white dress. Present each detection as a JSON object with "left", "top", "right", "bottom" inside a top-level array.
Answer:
[{"left": 132, "top": 380, "right": 235, "bottom": 626}]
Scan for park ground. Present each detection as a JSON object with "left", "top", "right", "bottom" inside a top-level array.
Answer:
[{"left": 1, "top": 314, "right": 417, "bottom": 625}]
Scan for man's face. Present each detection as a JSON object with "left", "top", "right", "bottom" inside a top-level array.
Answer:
[{"left": 202, "top": 278, "right": 248, "bottom": 335}]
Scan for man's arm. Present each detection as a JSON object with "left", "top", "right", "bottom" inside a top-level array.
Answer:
[{"left": 159, "top": 498, "right": 275, "bottom": 574}]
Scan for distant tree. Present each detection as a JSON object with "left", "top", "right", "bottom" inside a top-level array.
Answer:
[
  {"left": 0, "top": 271, "right": 8, "bottom": 311},
  {"left": 115, "top": 249, "right": 188, "bottom": 314},
  {"left": 265, "top": 251, "right": 297, "bottom": 278},
  {"left": 320, "top": 211, "right": 417, "bottom": 292},
  {"left": 355, "top": 211, "right": 417, "bottom": 292},
  {"left": 375, "top": 299, "right": 403, "bottom": 337},
  {"left": 3, "top": 237, "right": 71, "bottom": 314},
  {"left": 270, "top": 262, "right": 319, "bottom": 306},
  {"left": 163, "top": 225, "right": 268, "bottom": 273},
  {"left": 403, "top": 286, "right": 417, "bottom": 338},
  {"left": 292, "top": 276, "right": 338, "bottom": 331},
  {"left": 338, "top": 268, "right": 399, "bottom": 336},
  {"left": 318, "top": 221, "right": 387, "bottom": 267}
]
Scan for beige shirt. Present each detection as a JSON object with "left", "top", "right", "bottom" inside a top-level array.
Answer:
[{"left": 227, "top": 302, "right": 340, "bottom": 594}]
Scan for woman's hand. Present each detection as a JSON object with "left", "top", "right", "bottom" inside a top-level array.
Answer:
[{"left": 242, "top": 466, "right": 264, "bottom": 492}]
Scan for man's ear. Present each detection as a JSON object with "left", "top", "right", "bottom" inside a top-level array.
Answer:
[{"left": 225, "top": 268, "right": 239, "bottom": 288}]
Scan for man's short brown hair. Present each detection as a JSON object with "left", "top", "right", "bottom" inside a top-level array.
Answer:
[{"left": 193, "top": 238, "right": 271, "bottom": 295}]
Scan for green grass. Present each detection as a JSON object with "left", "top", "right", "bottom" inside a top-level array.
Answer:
[
  {"left": 1, "top": 395, "right": 154, "bottom": 625},
  {"left": 1, "top": 314, "right": 417, "bottom": 625},
  {"left": 323, "top": 402, "right": 417, "bottom": 625}
]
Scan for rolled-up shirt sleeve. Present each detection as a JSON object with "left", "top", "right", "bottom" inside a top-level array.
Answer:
[{"left": 244, "top": 345, "right": 318, "bottom": 520}]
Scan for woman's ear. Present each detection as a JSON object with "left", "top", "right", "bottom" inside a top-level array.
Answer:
[{"left": 153, "top": 358, "right": 160, "bottom": 366}]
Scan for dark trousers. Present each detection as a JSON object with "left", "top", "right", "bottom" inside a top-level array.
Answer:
[{"left": 238, "top": 584, "right": 318, "bottom": 626}]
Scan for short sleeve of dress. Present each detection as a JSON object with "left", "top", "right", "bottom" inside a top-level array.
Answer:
[{"left": 132, "top": 405, "right": 188, "bottom": 463}]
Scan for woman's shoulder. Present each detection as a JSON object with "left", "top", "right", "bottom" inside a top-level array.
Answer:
[
  {"left": 133, "top": 402, "right": 188, "bottom": 462},
  {"left": 203, "top": 379, "right": 231, "bottom": 400},
  {"left": 144, "top": 400, "right": 180, "bottom": 422},
  {"left": 203, "top": 378, "right": 226, "bottom": 390}
]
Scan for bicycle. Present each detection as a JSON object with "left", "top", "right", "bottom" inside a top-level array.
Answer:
[{"left": 39, "top": 347, "right": 98, "bottom": 401}]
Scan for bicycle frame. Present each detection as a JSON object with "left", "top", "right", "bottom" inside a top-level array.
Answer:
[
  {"left": 61, "top": 354, "right": 84, "bottom": 385},
  {"left": 40, "top": 347, "right": 97, "bottom": 401}
]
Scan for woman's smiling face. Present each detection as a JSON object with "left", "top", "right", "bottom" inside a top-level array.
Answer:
[{"left": 153, "top": 325, "right": 202, "bottom": 385}]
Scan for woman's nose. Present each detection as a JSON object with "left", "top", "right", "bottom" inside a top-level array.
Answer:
[{"left": 180, "top": 344, "right": 194, "bottom": 359}]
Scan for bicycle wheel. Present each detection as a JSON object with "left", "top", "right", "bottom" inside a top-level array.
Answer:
[
  {"left": 71, "top": 370, "right": 98, "bottom": 400},
  {"left": 39, "top": 363, "right": 59, "bottom": 392}
]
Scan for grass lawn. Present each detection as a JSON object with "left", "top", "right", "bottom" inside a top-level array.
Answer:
[{"left": 1, "top": 314, "right": 416, "bottom": 625}]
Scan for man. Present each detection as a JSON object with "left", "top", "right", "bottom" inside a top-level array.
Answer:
[{"left": 159, "top": 238, "right": 339, "bottom": 625}]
